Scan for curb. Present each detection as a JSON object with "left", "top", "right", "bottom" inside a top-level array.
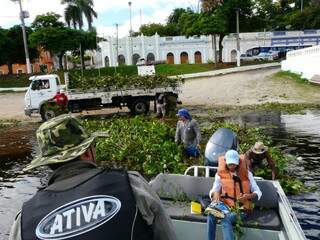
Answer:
[
  {"left": 0, "top": 87, "right": 28, "bottom": 92},
  {"left": 177, "top": 62, "right": 281, "bottom": 79}
]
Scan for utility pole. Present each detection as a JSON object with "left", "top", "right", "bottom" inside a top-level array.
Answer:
[
  {"left": 300, "top": 0, "right": 303, "bottom": 12},
  {"left": 128, "top": 1, "right": 133, "bottom": 65},
  {"left": 236, "top": 9, "right": 240, "bottom": 67},
  {"left": 15, "top": 0, "right": 31, "bottom": 73},
  {"left": 116, "top": 23, "right": 119, "bottom": 66},
  {"left": 140, "top": 9, "right": 142, "bottom": 30}
]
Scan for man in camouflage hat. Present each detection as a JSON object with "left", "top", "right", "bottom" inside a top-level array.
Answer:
[{"left": 10, "top": 114, "right": 176, "bottom": 240}]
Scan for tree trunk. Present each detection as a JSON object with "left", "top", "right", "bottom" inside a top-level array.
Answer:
[
  {"left": 218, "top": 33, "right": 225, "bottom": 63},
  {"left": 58, "top": 53, "right": 64, "bottom": 70},
  {"left": 80, "top": 44, "right": 85, "bottom": 71},
  {"left": 7, "top": 63, "right": 13, "bottom": 75}
]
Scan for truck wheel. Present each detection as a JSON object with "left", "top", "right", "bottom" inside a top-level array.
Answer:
[
  {"left": 40, "top": 108, "right": 56, "bottom": 121},
  {"left": 131, "top": 99, "right": 149, "bottom": 115}
]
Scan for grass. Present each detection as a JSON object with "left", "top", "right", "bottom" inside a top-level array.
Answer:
[
  {"left": 0, "top": 75, "right": 30, "bottom": 88},
  {"left": 0, "top": 61, "right": 277, "bottom": 88},
  {"left": 274, "top": 71, "right": 309, "bottom": 84}
]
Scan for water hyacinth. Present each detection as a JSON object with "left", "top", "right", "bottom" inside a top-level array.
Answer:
[{"left": 69, "top": 73, "right": 184, "bottom": 90}]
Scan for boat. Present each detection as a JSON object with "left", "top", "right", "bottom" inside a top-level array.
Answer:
[{"left": 149, "top": 165, "right": 306, "bottom": 240}]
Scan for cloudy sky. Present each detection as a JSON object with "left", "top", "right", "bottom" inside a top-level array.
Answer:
[{"left": 0, "top": 0, "right": 200, "bottom": 37}]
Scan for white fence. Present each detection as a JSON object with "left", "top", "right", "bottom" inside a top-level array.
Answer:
[{"left": 281, "top": 45, "right": 320, "bottom": 79}]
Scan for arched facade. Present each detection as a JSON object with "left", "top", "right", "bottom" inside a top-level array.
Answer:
[
  {"left": 230, "top": 49, "right": 237, "bottom": 62},
  {"left": 167, "top": 52, "right": 174, "bottom": 64},
  {"left": 118, "top": 54, "right": 126, "bottom": 65},
  {"left": 194, "top": 51, "right": 202, "bottom": 64},
  {"left": 180, "top": 52, "right": 189, "bottom": 64},
  {"left": 104, "top": 56, "right": 110, "bottom": 67},
  {"left": 147, "top": 53, "right": 155, "bottom": 62},
  {"left": 132, "top": 53, "right": 140, "bottom": 65}
]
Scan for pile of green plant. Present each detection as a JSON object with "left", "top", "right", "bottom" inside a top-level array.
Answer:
[
  {"left": 83, "top": 116, "right": 185, "bottom": 175},
  {"left": 69, "top": 73, "right": 183, "bottom": 90},
  {"left": 200, "top": 121, "right": 306, "bottom": 195}
]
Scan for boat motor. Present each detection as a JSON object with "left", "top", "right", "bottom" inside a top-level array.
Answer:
[{"left": 204, "top": 128, "right": 239, "bottom": 166}]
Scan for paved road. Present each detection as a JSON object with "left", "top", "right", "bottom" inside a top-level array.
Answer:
[{"left": 180, "top": 67, "right": 320, "bottom": 106}]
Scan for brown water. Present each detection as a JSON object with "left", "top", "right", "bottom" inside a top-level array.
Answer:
[{"left": 0, "top": 112, "right": 319, "bottom": 239}]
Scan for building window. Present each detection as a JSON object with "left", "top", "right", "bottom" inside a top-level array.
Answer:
[
  {"left": 230, "top": 49, "right": 237, "bottom": 62},
  {"left": 165, "top": 37, "right": 173, "bottom": 41},
  {"left": 117, "top": 55, "right": 126, "bottom": 65},
  {"left": 180, "top": 52, "right": 189, "bottom": 64},
  {"left": 17, "top": 69, "right": 24, "bottom": 74},
  {"left": 194, "top": 51, "right": 202, "bottom": 64},
  {"left": 167, "top": 52, "right": 174, "bottom": 64},
  {"left": 104, "top": 56, "right": 110, "bottom": 67},
  {"left": 132, "top": 53, "right": 140, "bottom": 65},
  {"left": 147, "top": 53, "right": 155, "bottom": 63}
]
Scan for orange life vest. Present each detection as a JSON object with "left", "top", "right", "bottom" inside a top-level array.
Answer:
[{"left": 217, "top": 155, "right": 252, "bottom": 209}]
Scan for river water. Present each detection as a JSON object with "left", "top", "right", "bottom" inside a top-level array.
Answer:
[{"left": 0, "top": 111, "right": 319, "bottom": 239}]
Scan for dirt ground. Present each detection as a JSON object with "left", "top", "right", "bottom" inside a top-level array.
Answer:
[{"left": 1, "top": 67, "right": 320, "bottom": 121}]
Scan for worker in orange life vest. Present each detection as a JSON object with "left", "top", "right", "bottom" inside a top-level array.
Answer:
[{"left": 207, "top": 150, "right": 262, "bottom": 240}]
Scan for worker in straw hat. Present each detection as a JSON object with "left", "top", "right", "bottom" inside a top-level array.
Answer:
[
  {"left": 244, "top": 141, "right": 277, "bottom": 180},
  {"left": 9, "top": 114, "right": 176, "bottom": 240}
]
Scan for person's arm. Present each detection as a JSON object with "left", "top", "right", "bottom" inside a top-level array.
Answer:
[
  {"left": 191, "top": 120, "right": 201, "bottom": 146},
  {"left": 128, "top": 171, "right": 177, "bottom": 240},
  {"left": 265, "top": 151, "right": 276, "bottom": 180},
  {"left": 239, "top": 171, "right": 262, "bottom": 203},
  {"left": 248, "top": 171, "right": 262, "bottom": 200},
  {"left": 175, "top": 122, "right": 181, "bottom": 144},
  {"left": 209, "top": 174, "right": 222, "bottom": 201},
  {"left": 9, "top": 211, "right": 22, "bottom": 240}
]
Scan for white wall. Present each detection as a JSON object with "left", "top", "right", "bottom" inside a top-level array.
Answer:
[{"left": 281, "top": 45, "right": 320, "bottom": 79}]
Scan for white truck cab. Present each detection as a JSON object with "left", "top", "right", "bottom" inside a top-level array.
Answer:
[{"left": 24, "top": 74, "right": 61, "bottom": 117}]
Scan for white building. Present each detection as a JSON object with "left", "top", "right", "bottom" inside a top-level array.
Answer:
[
  {"left": 95, "top": 30, "right": 320, "bottom": 67},
  {"left": 98, "top": 34, "right": 218, "bottom": 67}
]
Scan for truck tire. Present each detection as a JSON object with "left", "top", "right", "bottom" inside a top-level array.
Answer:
[
  {"left": 40, "top": 108, "right": 56, "bottom": 121},
  {"left": 131, "top": 99, "right": 150, "bottom": 115}
]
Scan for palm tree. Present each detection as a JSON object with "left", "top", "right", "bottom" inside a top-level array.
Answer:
[{"left": 61, "top": 0, "right": 97, "bottom": 30}]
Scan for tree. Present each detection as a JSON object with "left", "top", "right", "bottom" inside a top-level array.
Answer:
[
  {"left": 29, "top": 27, "right": 79, "bottom": 69},
  {"left": 2, "top": 25, "right": 38, "bottom": 74},
  {"left": 139, "top": 23, "right": 168, "bottom": 36},
  {"left": 29, "top": 26, "right": 97, "bottom": 70},
  {"left": 61, "top": 0, "right": 97, "bottom": 30},
  {"left": 0, "top": 28, "right": 11, "bottom": 66},
  {"left": 31, "top": 12, "right": 64, "bottom": 29}
]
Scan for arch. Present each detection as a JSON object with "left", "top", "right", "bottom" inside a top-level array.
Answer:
[
  {"left": 167, "top": 52, "right": 174, "bottom": 64},
  {"left": 194, "top": 51, "right": 202, "bottom": 64},
  {"left": 230, "top": 50, "right": 237, "bottom": 62},
  {"left": 132, "top": 53, "right": 140, "bottom": 65},
  {"left": 104, "top": 56, "right": 110, "bottom": 67},
  {"left": 118, "top": 54, "right": 126, "bottom": 65},
  {"left": 147, "top": 53, "right": 155, "bottom": 63},
  {"left": 180, "top": 52, "right": 189, "bottom": 64}
]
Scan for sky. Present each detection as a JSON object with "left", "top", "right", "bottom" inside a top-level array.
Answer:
[{"left": 0, "top": 0, "right": 200, "bottom": 37}]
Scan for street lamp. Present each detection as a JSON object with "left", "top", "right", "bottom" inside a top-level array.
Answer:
[
  {"left": 236, "top": 8, "right": 240, "bottom": 67},
  {"left": 12, "top": 0, "right": 32, "bottom": 74},
  {"left": 128, "top": 1, "right": 134, "bottom": 65}
]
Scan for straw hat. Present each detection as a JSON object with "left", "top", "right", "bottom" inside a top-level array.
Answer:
[{"left": 251, "top": 142, "right": 268, "bottom": 154}]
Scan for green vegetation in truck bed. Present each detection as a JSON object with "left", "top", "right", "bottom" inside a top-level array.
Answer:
[{"left": 68, "top": 73, "right": 184, "bottom": 90}]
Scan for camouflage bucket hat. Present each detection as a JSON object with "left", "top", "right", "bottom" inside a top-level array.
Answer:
[{"left": 25, "top": 114, "right": 98, "bottom": 171}]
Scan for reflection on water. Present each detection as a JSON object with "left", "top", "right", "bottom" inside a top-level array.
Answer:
[
  {"left": 228, "top": 110, "right": 320, "bottom": 240},
  {"left": 0, "top": 112, "right": 320, "bottom": 239}
]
